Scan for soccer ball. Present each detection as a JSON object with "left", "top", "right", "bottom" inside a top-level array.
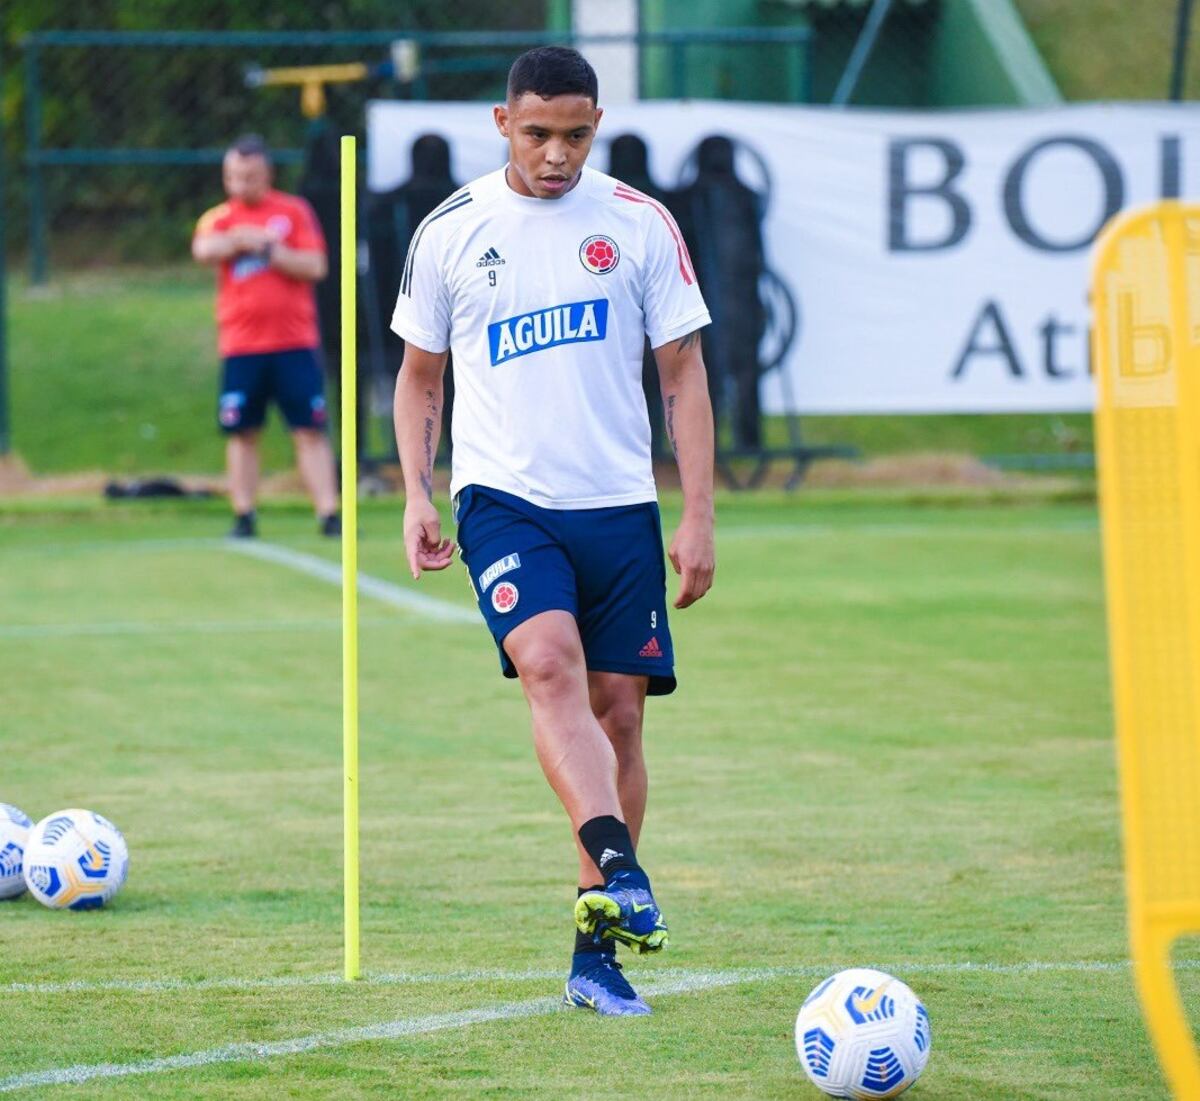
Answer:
[
  {"left": 0, "top": 804, "right": 33, "bottom": 899},
  {"left": 23, "top": 809, "right": 129, "bottom": 911},
  {"left": 795, "top": 968, "right": 931, "bottom": 1099}
]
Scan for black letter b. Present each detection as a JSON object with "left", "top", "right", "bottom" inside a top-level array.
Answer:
[{"left": 888, "top": 138, "right": 970, "bottom": 252}]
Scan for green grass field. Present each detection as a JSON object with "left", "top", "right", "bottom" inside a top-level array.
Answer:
[
  {"left": 7, "top": 269, "right": 1095, "bottom": 477},
  {"left": 0, "top": 492, "right": 1188, "bottom": 1098}
]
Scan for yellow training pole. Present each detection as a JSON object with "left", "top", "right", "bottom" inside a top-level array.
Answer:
[
  {"left": 1094, "top": 202, "right": 1200, "bottom": 1097},
  {"left": 340, "top": 134, "right": 361, "bottom": 982}
]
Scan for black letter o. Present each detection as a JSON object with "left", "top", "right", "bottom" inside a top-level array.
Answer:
[{"left": 1003, "top": 137, "right": 1123, "bottom": 252}]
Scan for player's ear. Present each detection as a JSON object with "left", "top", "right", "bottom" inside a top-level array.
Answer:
[
  {"left": 593, "top": 106, "right": 603, "bottom": 132},
  {"left": 493, "top": 104, "right": 510, "bottom": 138}
]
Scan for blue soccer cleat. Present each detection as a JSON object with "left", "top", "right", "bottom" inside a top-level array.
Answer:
[
  {"left": 563, "top": 952, "right": 652, "bottom": 1016},
  {"left": 574, "top": 870, "right": 669, "bottom": 955}
]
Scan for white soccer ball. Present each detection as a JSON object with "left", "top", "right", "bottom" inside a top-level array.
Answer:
[
  {"left": 795, "top": 968, "right": 931, "bottom": 1099},
  {"left": 23, "top": 809, "right": 129, "bottom": 911},
  {"left": 0, "top": 804, "right": 33, "bottom": 899}
]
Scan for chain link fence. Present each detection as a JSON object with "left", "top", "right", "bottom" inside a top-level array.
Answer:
[{"left": 6, "top": 24, "right": 554, "bottom": 275}]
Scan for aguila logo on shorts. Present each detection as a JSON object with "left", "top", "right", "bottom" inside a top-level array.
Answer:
[
  {"left": 487, "top": 299, "right": 609, "bottom": 366},
  {"left": 491, "top": 581, "right": 519, "bottom": 613},
  {"left": 579, "top": 234, "right": 620, "bottom": 274},
  {"left": 479, "top": 552, "right": 520, "bottom": 591}
]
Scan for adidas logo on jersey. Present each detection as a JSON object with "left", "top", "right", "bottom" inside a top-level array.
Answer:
[
  {"left": 488, "top": 299, "right": 609, "bottom": 366},
  {"left": 476, "top": 246, "right": 505, "bottom": 268}
]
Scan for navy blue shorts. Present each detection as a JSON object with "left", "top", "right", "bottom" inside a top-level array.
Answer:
[
  {"left": 454, "top": 485, "right": 676, "bottom": 696},
  {"left": 218, "top": 347, "right": 328, "bottom": 433}
]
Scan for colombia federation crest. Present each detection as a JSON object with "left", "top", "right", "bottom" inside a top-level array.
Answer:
[{"left": 579, "top": 234, "right": 620, "bottom": 274}]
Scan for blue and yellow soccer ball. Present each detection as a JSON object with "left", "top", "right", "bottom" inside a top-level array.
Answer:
[
  {"left": 0, "top": 804, "right": 33, "bottom": 899},
  {"left": 23, "top": 809, "right": 129, "bottom": 911},
  {"left": 795, "top": 968, "right": 931, "bottom": 1099}
]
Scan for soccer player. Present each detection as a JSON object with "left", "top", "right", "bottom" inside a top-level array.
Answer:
[
  {"left": 193, "top": 134, "right": 340, "bottom": 538},
  {"left": 392, "top": 47, "right": 715, "bottom": 1016}
]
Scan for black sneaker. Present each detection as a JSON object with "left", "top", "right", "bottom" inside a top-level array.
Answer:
[
  {"left": 320, "top": 513, "right": 342, "bottom": 538},
  {"left": 229, "top": 511, "right": 257, "bottom": 539}
]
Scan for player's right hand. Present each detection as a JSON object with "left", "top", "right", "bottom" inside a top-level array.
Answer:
[{"left": 403, "top": 497, "right": 456, "bottom": 580}]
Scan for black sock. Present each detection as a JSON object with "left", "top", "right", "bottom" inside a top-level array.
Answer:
[
  {"left": 574, "top": 885, "right": 607, "bottom": 956},
  {"left": 578, "top": 815, "right": 641, "bottom": 879}
]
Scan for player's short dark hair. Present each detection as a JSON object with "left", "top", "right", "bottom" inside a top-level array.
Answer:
[
  {"left": 229, "top": 133, "right": 270, "bottom": 161},
  {"left": 506, "top": 47, "right": 598, "bottom": 105}
]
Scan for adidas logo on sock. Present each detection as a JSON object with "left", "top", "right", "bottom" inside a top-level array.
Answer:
[
  {"left": 598, "top": 847, "right": 623, "bottom": 867},
  {"left": 476, "top": 246, "right": 506, "bottom": 267},
  {"left": 639, "top": 636, "right": 663, "bottom": 658}
]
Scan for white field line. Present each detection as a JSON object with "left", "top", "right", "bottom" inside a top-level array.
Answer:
[
  {"left": 225, "top": 541, "right": 477, "bottom": 625},
  {"left": 7, "top": 958, "right": 1197, "bottom": 997},
  {"left": 0, "top": 522, "right": 1100, "bottom": 639},
  {"left": 0, "top": 960, "right": 1190, "bottom": 1093},
  {"left": 0, "top": 536, "right": 475, "bottom": 630},
  {"left": 0, "top": 971, "right": 748, "bottom": 1093}
]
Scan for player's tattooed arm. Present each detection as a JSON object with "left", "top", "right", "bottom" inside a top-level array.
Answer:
[
  {"left": 395, "top": 344, "right": 454, "bottom": 579},
  {"left": 421, "top": 388, "right": 438, "bottom": 500},
  {"left": 663, "top": 328, "right": 702, "bottom": 456},
  {"left": 663, "top": 332, "right": 697, "bottom": 457},
  {"left": 653, "top": 326, "right": 716, "bottom": 609}
]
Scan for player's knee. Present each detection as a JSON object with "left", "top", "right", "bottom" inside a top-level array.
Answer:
[
  {"left": 597, "top": 697, "right": 644, "bottom": 748},
  {"left": 513, "top": 639, "right": 578, "bottom": 697}
]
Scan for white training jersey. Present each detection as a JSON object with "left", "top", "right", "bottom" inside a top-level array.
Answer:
[{"left": 390, "top": 165, "right": 710, "bottom": 509}]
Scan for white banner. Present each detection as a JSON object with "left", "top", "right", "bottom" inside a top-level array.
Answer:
[{"left": 367, "top": 100, "right": 1200, "bottom": 414}]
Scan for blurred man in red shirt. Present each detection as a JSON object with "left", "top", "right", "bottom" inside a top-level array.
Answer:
[{"left": 193, "top": 134, "right": 339, "bottom": 537}]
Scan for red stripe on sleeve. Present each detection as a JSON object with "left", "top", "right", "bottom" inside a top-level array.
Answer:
[{"left": 613, "top": 184, "right": 696, "bottom": 286}]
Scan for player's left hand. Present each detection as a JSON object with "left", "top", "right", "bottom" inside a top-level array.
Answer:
[{"left": 669, "top": 513, "right": 715, "bottom": 609}]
